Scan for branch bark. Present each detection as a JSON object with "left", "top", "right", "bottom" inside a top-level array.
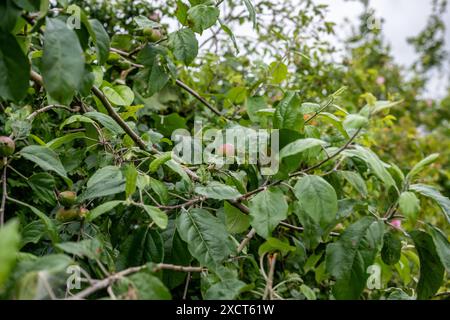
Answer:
[
  {"left": 0, "top": 158, "right": 7, "bottom": 227},
  {"left": 26, "top": 104, "right": 80, "bottom": 120},
  {"left": 237, "top": 228, "right": 256, "bottom": 253},
  {"left": 69, "top": 263, "right": 205, "bottom": 300}
]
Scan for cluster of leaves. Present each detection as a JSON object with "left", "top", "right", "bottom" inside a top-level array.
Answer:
[{"left": 0, "top": 0, "right": 449, "bottom": 300}]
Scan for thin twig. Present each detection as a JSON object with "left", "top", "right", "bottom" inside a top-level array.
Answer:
[
  {"left": 183, "top": 272, "right": 191, "bottom": 300},
  {"left": 27, "top": 104, "right": 80, "bottom": 120},
  {"left": 69, "top": 263, "right": 205, "bottom": 300},
  {"left": 109, "top": 47, "right": 225, "bottom": 120},
  {"left": 290, "top": 127, "right": 362, "bottom": 178},
  {"left": 175, "top": 79, "right": 224, "bottom": 118},
  {"left": 237, "top": 228, "right": 256, "bottom": 253},
  {"left": 0, "top": 158, "right": 7, "bottom": 227},
  {"left": 263, "top": 253, "right": 278, "bottom": 300}
]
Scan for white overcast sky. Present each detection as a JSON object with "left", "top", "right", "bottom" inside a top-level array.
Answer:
[
  {"left": 194, "top": 0, "right": 450, "bottom": 98},
  {"left": 317, "top": 0, "right": 450, "bottom": 98}
]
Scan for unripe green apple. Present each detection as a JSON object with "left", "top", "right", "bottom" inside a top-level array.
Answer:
[
  {"left": 0, "top": 136, "right": 15, "bottom": 157},
  {"left": 58, "top": 191, "right": 77, "bottom": 207},
  {"left": 78, "top": 207, "right": 89, "bottom": 218},
  {"left": 55, "top": 207, "right": 80, "bottom": 222},
  {"left": 144, "top": 28, "right": 162, "bottom": 42}
]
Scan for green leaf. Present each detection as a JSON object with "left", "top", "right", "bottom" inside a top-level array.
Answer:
[
  {"left": 242, "top": 0, "right": 256, "bottom": 28},
  {"left": 369, "top": 100, "right": 403, "bottom": 115},
  {"left": 175, "top": 0, "right": 189, "bottom": 25},
  {"left": 124, "top": 163, "right": 138, "bottom": 199},
  {"left": 46, "top": 132, "right": 86, "bottom": 150},
  {"left": 117, "top": 227, "right": 164, "bottom": 270},
  {"left": 249, "top": 187, "right": 288, "bottom": 239},
  {"left": 149, "top": 152, "right": 172, "bottom": 173},
  {"left": 294, "top": 176, "right": 338, "bottom": 228},
  {"left": 246, "top": 96, "right": 266, "bottom": 123},
  {"left": 27, "top": 173, "right": 56, "bottom": 205},
  {"left": 143, "top": 205, "right": 168, "bottom": 229},
  {"left": 398, "top": 191, "right": 420, "bottom": 222},
  {"left": 187, "top": 4, "right": 220, "bottom": 34},
  {"left": 195, "top": 182, "right": 242, "bottom": 200},
  {"left": 279, "top": 138, "right": 326, "bottom": 160},
  {"left": 268, "top": 61, "right": 288, "bottom": 84},
  {"left": 300, "top": 284, "right": 316, "bottom": 300},
  {"left": 135, "top": 63, "right": 169, "bottom": 98},
  {"left": 79, "top": 166, "right": 125, "bottom": 201},
  {"left": 204, "top": 278, "right": 246, "bottom": 300},
  {"left": 125, "top": 270, "right": 171, "bottom": 299},
  {"left": 0, "top": 0, "right": 21, "bottom": 32},
  {"left": 102, "top": 85, "right": 134, "bottom": 106},
  {"left": 409, "top": 184, "right": 450, "bottom": 223},
  {"left": 7, "top": 197, "right": 59, "bottom": 244},
  {"left": 56, "top": 239, "right": 101, "bottom": 260},
  {"left": 148, "top": 177, "right": 169, "bottom": 204},
  {"left": 340, "top": 171, "right": 368, "bottom": 197},
  {"left": 381, "top": 232, "right": 401, "bottom": 265},
  {"left": 343, "top": 114, "right": 368, "bottom": 133},
  {"left": 426, "top": 225, "right": 450, "bottom": 273},
  {"left": 20, "top": 220, "right": 45, "bottom": 248},
  {"left": 410, "top": 230, "right": 445, "bottom": 299},
  {"left": 343, "top": 145, "right": 396, "bottom": 190},
  {"left": 161, "top": 220, "right": 191, "bottom": 289},
  {"left": 219, "top": 21, "right": 239, "bottom": 53},
  {"left": 224, "top": 202, "right": 250, "bottom": 234},
  {"left": 300, "top": 102, "right": 321, "bottom": 114},
  {"left": 273, "top": 91, "right": 303, "bottom": 131},
  {"left": 86, "top": 200, "right": 124, "bottom": 222},
  {"left": 326, "top": 217, "right": 384, "bottom": 299},
  {"left": 42, "top": 18, "right": 85, "bottom": 105},
  {"left": 133, "top": 15, "right": 161, "bottom": 29},
  {"left": 89, "top": 19, "right": 110, "bottom": 65},
  {"left": 84, "top": 111, "right": 125, "bottom": 135},
  {"left": 0, "top": 219, "right": 21, "bottom": 288},
  {"left": 258, "top": 237, "right": 295, "bottom": 256},
  {"left": 406, "top": 153, "right": 439, "bottom": 181},
  {"left": 20, "top": 145, "right": 68, "bottom": 179},
  {"left": 176, "top": 208, "right": 233, "bottom": 269},
  {"left": 0, "top": 32, "right": 30, "bottom": 101},
  {"left": 60, "top": 114, "right": 96, "bottom": 129},
  {"left": 165, "top": 159, "right": 191, "bottom": 184},
  {"left": 168, "top": 28, "right": 198, "bottom": 65}
]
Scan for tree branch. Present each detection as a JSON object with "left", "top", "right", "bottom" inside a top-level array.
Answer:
[
  {"left": 30, "top": 70, "right": 199, "bottom": 181},
  {"left": 175, "top": 79, "right": 224, "bottom": 118},
  {"left": 109, "top": 48, "right": 225, "bottom": 119},
  {"left": 237, "top": 228, "right": 256, "bottom": 253},
  {"left": 263, "top": 253, "right": 278, "bottom": 300},
  {"left": 0, "top": 158, "right": 7, "bottom": 227},
  {"left": 27, "top": 104, "right": 80, "bottom": 120},
  {"left": 69, "top": 263, "right": 205, "bottom": 300}
]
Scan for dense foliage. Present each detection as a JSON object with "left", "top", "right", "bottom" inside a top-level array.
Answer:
[{"left": 0, "top": 0, "right": 449, "bottom": 300}]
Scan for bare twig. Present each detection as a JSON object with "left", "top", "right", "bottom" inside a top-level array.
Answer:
[
  {"left": 109, "top": 47, "right": 225, "bottom": 120},
  {"left": 157, "top": 197, "right": 204, "bottom": 211},
  {"left": 0, "top": 158, "right": 7, "bottom": 227},
  {"left": 27, "top": 104, "right": 80, "bottom": 120},
  {"left": 263, "top": 253, "right": 278, "bottom": 300},
  {"left": 183, "top": 272, "right": 191, "bottom": 300},
  {"left": 237, "top": 228, "right": 256, "bottom": 253},
  {"left": 69, "top": 263, "right": 205, "bottom": 300},
  {"left": 290, "top": 127, "right": 361, "bottom": 178},
  {"left": 175, "top": 79, "right": 224, "bottom": 118},
  {"left": 152, "top": 263, "right": 206, "bottom": 273}
]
